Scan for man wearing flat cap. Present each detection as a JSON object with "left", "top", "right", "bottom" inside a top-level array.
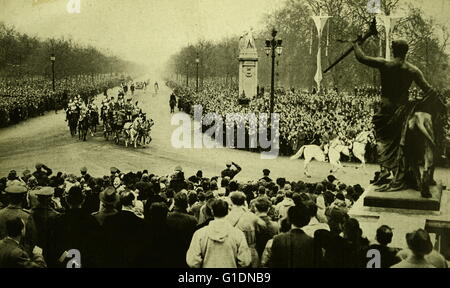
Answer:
[
  {"left": 32, "top": 163, "right": 53, "bottom": 187},
  {"left": 0, "top": 184, "right": 37, "bottom": 254},
  {"left": 221, "top": 161, "right": 242, "bottom": 180}
]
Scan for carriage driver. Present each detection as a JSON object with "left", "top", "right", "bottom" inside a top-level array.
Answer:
[
  {"left": 124, "top": 98, "right": 134, "bottom": 121},
  {"left": 131, "top": 102, "right": 141, "bottom": 121}
]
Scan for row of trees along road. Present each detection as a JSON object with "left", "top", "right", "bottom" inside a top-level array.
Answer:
[
  {"left": 0, "top": 22, "right": 144, "bottom": 81},
  {"left": 166, "top": 0, "right": 449, "bottom": 92}
]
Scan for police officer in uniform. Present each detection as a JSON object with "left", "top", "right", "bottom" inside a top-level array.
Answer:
[
  {"left": 28, "top": 186, "right": 60, "bottom": 267},
  {"left": 0, "top": 184, "right": 36, "bottom": 253}
]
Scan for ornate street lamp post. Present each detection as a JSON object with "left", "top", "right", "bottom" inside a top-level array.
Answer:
[
  {"left": 264, "top": 29, "right": 283, "bottom": 117},
  {"left": 185, "top": 60, "right": 189, "bottom": 87},
  {"left": 195, "top": 53, "right": 200, "bottom": 92},
  {"left": 50, "top": 54, "right": 56, "bottom": 91}
]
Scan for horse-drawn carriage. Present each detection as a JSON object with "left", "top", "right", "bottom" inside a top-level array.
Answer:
[{"left": 100, "top": 106, "right": 154, "bottom": 148}]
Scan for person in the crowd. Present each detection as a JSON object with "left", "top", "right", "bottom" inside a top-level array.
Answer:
[
  {"left": 109, "top": 167, "right": 119, "bottom": 185},
  {"left": 268, "top": 204, "right": 317, "bottom": 268},
  {"left": 190, "top": 191, "right": 206, "bottom": 222},
  {"left": 250, "top": 185, "right": 278, "bottom": 221},
  {"left": 187, "top": 191, "right": 198, "bottom": 215},
  {"left": 275, "top": 190, "right": 295, "bottom": 221},
  {"left": 226, "top": 191, "right": 265, "bottom": 268},
  {"left": 143, "top": 202, "right": 171, "bottom": 267},
  {"left": 260, "top": 218, "right": 290, "bottom": 267},
  {"left": 50, "top": 186, "right": 100, "bottom": 268},
  {"left": 0, "top": 183, "right": 36, "bottom": 253},
  {"left": 253, "top": 197, "right": 279, "bottom": 260},
  {"left": 170, "top": 166, "right": 187, "bottom": 193},
  {"left": 101, "top": 191, "right": 145, "bottom": 267},
  {"left": 188, "top": 170, "right": 203, "bottom": 185},
  {"left": 186, "top": 199, "right": 251, "bottom": 268},
  {"left": 92, "top": 187, "right": 119, "bottom": 226},
  {"left": 80, "top": 167, "right": 91, "bottom": 182},
  {"left": 366, "top": 225, "right": 401, "bottom": 268},
  {"left": 28, "top": 187, "right": 60, "bottom": 266},
  {"left": 21, "top": 170, "right": 32, "bottom": 184},
  {"left": 314, "top": 207, "right": 350, "bottom": 268},
  {"left": 6, "top": 170, "right": 26, "bottom": 187},
  {"left": 32, "top": 163, "right": 53, "bottom": 187},
  {"left": 259, "top": 169, "right": 273, "bottom": 183},
  {"left": 341, "top": 218, "right": 370, "bottom": 267},
  {"left": 393, "top": 229, "right": 447, "bottom": 268},
  {"left": 301, "top": 199, "right": 329, "bottom": 238},
  {"left": 391, "top": 229, "right": 434, "bottom": 268},
  {"left": 196, "top": 198, "right": 215, "bottom": 231},
  {"left": 166, "top": 192, "right": 197, "bottom": 268},
  {"left": 0, "top": 217, "right": 46, "bottom": 268},
  {"left": 221, "top": 162, "right": 242, "bottom": 180}
]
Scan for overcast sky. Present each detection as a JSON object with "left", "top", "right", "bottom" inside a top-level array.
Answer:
[{"left": 0, "top": 0, "right": 449, "bottom": 72}]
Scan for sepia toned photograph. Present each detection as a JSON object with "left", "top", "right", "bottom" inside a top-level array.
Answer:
[{"left": 0, "top": 0, "right": 449, "bottom": 271}]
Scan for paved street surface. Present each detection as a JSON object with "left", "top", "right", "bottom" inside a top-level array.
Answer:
[{"left": 1, "top": 77, "right": 449, "bottom": 188}]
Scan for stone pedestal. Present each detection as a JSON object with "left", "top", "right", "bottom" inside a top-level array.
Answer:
[
  {"left": 238, "top": 31, "right": 258, "bottom": 99},
  {"left": 363, "top": 185, "right": 443, "bottom": 211},
  {"left": 349, "top": 185, "right": 450, "bottom": 258},
  {"left": 238, "top": 60, "right": 258, "bottom": 99}
]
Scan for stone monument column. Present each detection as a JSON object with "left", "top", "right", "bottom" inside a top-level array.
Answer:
[{"left": 238, "top": 31, "right": 258, "bottom": 99}]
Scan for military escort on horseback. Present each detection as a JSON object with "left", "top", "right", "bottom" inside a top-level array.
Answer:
[{"left": 65, "top": 88, "right": 154, "bottom": 148}]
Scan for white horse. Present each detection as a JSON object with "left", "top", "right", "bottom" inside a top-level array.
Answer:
[
  {"left": 138, "top": 118, "right": 154, "bottom": 146},
  {"left": 290, "top": 145, "right": 326, "bottom": 177},
  {"left": 328, "top": 139, "right": 351, "bottom": 173},
  {"left": 290, "top": 140, "right": 350, "bottom": 177},
  {"left": 123, "top": 116, "right": 143, "bottom": 148},
  {"left": 350, "top": 131, "right": 373, "bottom": 172}
]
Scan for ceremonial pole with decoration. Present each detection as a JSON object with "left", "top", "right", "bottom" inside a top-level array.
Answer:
[
  {"left": 377, "top": 14, "right": 402, "bottom": 60},
  {"left": 312, "top": 14, "right": 331, "bottom": 93}
]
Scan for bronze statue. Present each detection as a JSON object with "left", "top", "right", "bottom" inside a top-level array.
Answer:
[{"left": 353, "top": 37, "right": 446, "bottom": 198}]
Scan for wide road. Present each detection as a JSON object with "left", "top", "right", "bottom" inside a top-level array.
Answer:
[{"left": 1, "top": 78, "right": 449, "bottom": 188}]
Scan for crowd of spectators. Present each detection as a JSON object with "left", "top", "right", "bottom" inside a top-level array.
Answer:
[
  {"left": 168, "top": 81, "right": 379, "bottom": 158},
  {"left": 167, "top": 80, "right": 450, "bottom": 162},
  {"left": 0, "top": 163, "right": 447, "bottom": 268},
  {"left": 0, "top": 75, "right": 125, "bottom": 127}
]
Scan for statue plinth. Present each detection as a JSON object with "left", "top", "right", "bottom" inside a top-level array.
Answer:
[
  {"left": 238, "top": 31, "right": 258, "bottom": 99},
  {"left": 363, "top": 185, "right": 443, "bottom": 211},
  {"left": 349, "top": 184, "right": 450, "bottom": 258}
]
